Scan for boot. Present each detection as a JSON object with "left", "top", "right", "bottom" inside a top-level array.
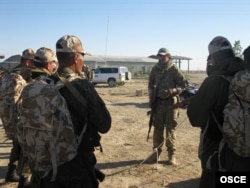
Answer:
[
  {"left": 168, "top": 153, "right": 176, "bottom": 165},
  {"left": 146, "top": 148, "right": 162, "bottom": 163},
  {"left": 17, "top": 175, "right": 31, "bottom": 188},
  {"left": 5, "top": 164, "right": 20, "bottom": 182}
]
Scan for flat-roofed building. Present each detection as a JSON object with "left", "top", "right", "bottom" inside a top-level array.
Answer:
[
  {"left": 84, "top": 55, "right": 192, "bottom": 74},
  {"left": 0, "top": 54, "right": 192, "bottom": 74}
]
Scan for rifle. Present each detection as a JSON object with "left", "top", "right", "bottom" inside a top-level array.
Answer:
[{"left": 147, "top": 85, "right": 157, "bottom": 141}]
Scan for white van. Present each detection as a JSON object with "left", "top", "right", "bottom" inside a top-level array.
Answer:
[{"left": 92, "top": 66, "right": 132, "bottom": 87}]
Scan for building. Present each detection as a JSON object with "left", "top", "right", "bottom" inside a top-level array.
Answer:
[
  {"left": 84, "top": 55, "right": 192, "bottom": 74},
  {"left": 0, "top": 54, "right": 192, "bottom": 74}
]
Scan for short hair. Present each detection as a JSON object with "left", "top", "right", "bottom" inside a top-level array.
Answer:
[
  {"left": 56, "top": 52, "right": 75, "bottom": 67},
  {"left": 33, "top": 61, "right": 46, "bottom": 68}
]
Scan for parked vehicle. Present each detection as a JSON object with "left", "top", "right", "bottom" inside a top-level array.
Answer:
[{"left": 92, "top": 66, "right": 132, "bottom": 87}]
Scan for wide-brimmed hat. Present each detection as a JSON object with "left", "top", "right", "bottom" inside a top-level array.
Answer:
[
  {"left": 22, "top": 48, "right": 35, "bottom": 60},
  {"left": 157, "top": 48, "right": 171, "bottom": 56},
  {"left": 34, "top": 47, "right": 57, "bottom": 63}
]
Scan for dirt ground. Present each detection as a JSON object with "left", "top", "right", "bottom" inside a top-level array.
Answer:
[{"left": 0, "top": 72, "right": 206, "bottom": 188}]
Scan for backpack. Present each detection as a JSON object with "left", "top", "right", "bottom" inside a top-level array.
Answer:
[
  {"left": 215, "top": 70, "right": 250, "bottom": 157},
  {"left": 0, "top": 71, "right": 27, "bottom": 139},
  {"left": 16, "top": 76, "right": 86, "bottom": 181}
]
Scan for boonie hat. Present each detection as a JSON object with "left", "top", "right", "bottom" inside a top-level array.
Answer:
[
  {"left": 34, "top": 47, "right": 57, "bottom": 63},
  {"left": 157, "top": 48, "right": 170, "bottom": 56},
  {"left": 208, "top": 36, "right": 232, "bottom": 55},
  {"left": 56, "top": 35, "right": 90, "bottom": 55},
  {"left": 22, "top": 48, "right": 35, "bottom": 60}
]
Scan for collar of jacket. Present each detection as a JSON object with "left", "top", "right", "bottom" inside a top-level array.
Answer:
[
  {"left": 31, "top": 68, "right": 51, "bottom": 76},
  {"left": 156, "top": 60, "right": 174, "bottom": 71},
  {"left": 57, "top": 67, "right": 82, "bottom": 81}
]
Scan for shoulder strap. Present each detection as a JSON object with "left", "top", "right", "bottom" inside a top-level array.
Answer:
[
  {"left": 57, "top": 75, "right": 88, "bottom": 146},
  {"left": 211, "top": 112, "right": 223, "bottom": 133},
  {"left": 57, "top": 75, "right": 87, "bottom": 108}
]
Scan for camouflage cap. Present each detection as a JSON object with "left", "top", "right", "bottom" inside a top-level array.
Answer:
[
  {"left": 34, "top": 47, "right": 57, "bottom": 63},
  {"left": 157, "top": 48, "right": 171, "bottom": 56},
  {"left": 208, "top": 36, "right": 232, "bottom": 55},
  {"left": 22, "top": 48, "right": 35, "bottom": 60},
  {"left": 56, "top": 35, "right": 90, "bottom": 55}
]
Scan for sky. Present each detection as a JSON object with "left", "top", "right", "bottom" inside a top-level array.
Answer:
[{"left": 0, "top": 0, "right": 250, "bottom": 70}]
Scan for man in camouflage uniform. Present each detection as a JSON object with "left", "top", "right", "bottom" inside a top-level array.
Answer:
[
  {"left": 17, "top": 47, "right": 58, "bottom": 188},
  {"left": 32, "top": 35, "right": 111, "bottom": 188},
  {"left": 4, "top": 48, "right": 35, "bottom": 185},
  {"left": 17, "top": 48, "right": 35, "bottom": 69},
  {"left": 148, "top": 48, "right": 186, "bottom": 165},
  {"left": 31, "top": 47, "right": 58, "bottom": 77},
  {"left": 187, "top": 36, "right": 245, "bottom": 188}
]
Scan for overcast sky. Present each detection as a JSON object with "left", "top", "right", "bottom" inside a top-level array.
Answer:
[{"left": 1, "top": 0, "right": 250, "bottom": 70}]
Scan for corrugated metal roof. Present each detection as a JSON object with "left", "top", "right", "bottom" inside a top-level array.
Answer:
[
  {"left": 148, "top": 55, "right": 192, "bottom": 60},
  {"left": 85, "top": 55, "right": 192, "bottom": 62},
  {"left": 84, "top": 55, "right": 158, "bottom": 63}
]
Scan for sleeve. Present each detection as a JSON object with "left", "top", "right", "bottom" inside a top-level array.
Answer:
[
  {"left": 77, "top": 80, "right": 112, "bottom": 134},
  {"left": 175, "top": 69, "right": 186, "bottom": 88},
  {"left": 148, "top": 67, "right": 156, "bottom": 96},
  {"left": 187, "top": 76, "right": 220, "bottom": 128},
  {"left": 148, "top": 66, "right": 158, "bottom": 107},
  {"left": 167, "top": 66, "right": 186, "bottom": 96}
]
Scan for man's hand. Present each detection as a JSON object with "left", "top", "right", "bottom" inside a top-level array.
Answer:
[
  {"left": 170, "top": 87, "right": 183, "bottom": 95},
  {"left": 173, "top": 97, "right": 192, "bottom": 108}
]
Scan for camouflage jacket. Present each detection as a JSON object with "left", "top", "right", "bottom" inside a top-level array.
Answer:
[
  {"left": 148, "top": 60, "right": 186, "bottom": 98},
  {"left": 55, "top": 67, "right": 112, "bottom": 153},
  {"left": 187, "top": 56, "right": 245, "bottom": 141}
]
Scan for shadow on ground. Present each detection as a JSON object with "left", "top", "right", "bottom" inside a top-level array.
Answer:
[
  {"left": 97, "top": 159, "right": 142, "bottom": 170},
  {"left": 166, "top": 178, "right": 200, "bottom": 188},
  {"left": 112, "top": 102, "right": 148, "bottom": 109}
]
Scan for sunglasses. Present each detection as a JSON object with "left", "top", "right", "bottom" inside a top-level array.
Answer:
[{"left": 77, "top": 52, "right": 85, "bottom": 57}]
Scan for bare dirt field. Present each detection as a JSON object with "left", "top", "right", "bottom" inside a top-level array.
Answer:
[{"left": 0, "top": 72, "right": 206, "bottom": 188}]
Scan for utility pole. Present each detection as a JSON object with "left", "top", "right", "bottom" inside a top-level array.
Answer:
[{"left": 104, "top": 16, "right": 109, "bottom": 67}]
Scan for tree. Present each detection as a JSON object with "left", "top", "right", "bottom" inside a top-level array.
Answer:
[{"left": 232, "top": 40, "right": 243, "bottom": 58}]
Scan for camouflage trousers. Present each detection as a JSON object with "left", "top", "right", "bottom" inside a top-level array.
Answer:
[
  {"left": 7, "top": 137, "right": 31, "bottom": 182},
  {"left": 152, "top": 97, "right": 179, "bottom": 154},
  {"left": 13, "top": 137, "right": 31, "bottom": 180}
]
